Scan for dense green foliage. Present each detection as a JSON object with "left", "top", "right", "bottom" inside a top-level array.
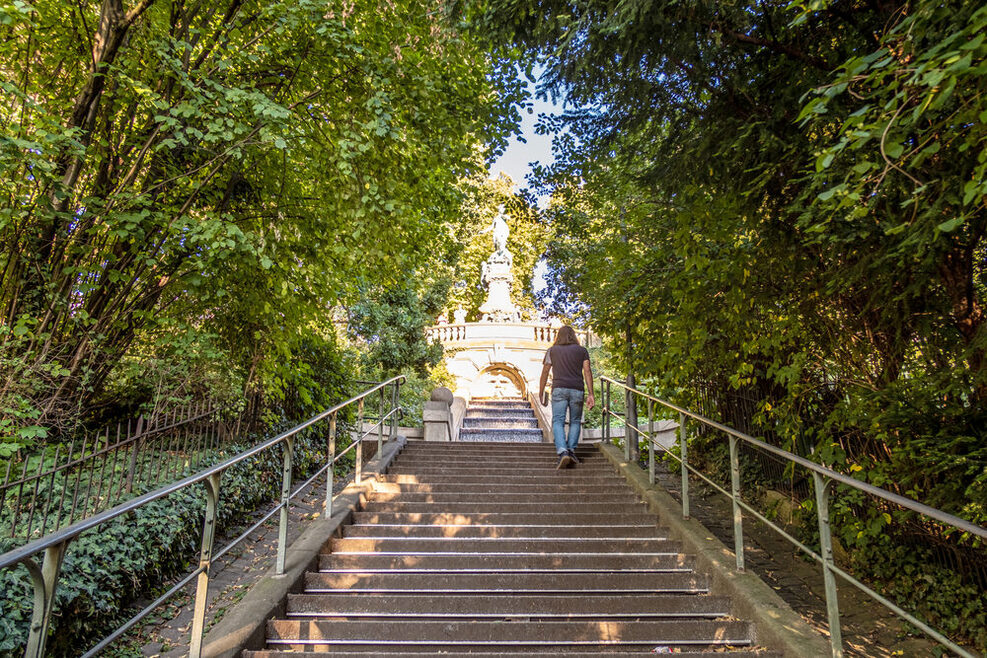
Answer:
[
  {"left": 348, "top": 281, "right": 448, "bottom": 377},
  {"left": 0, "top": 0, "right": 524, "bottom": 448},
  {"left": 472, "top": 0, "right": 986, "bottom": 649},
  {"left": 0, "top": 3, "right": 527, "bottom": 651}
]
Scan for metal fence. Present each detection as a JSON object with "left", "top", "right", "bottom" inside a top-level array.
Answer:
[
  {"left": 599, "top": 375, "right": 987, "bottom": 658},
  {"left": 0, "top": 376, "right": 404, "bottom": 658},
  {"left": 688, "top": 379, "right": 987, "bottom": 593},
  {"left": 0, "top": 400, "right": 241, "bottom": 544}
]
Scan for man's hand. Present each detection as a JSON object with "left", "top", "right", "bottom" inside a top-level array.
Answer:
[{"left": 582, "top": 359, "right": 595, "bottom": 410}]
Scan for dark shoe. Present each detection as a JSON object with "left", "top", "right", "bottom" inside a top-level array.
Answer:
[
  {"left": 556, "top": 453, "right": 573, "bottom": 470},
  {"left": 567, "top": 451, "right": 580, "bottom": 465}
]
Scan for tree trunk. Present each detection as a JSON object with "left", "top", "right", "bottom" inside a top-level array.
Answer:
[
  {"left": 625, "top": 323, "right": 639, "bottom": 460},
  {"left": 939, "top": 244, "right": 986, "bottom": 399}
]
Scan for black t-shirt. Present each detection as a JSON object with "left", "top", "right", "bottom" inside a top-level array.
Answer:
[{"left": 543, "top": 343, "right": 590, "bottom": 391}]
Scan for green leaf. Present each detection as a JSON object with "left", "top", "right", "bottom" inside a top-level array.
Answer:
[{"left": 937, "top": 217, "right": 964, "bottom": 232}]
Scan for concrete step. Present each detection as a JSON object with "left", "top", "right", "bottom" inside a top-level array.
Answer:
[
  {"left": 386, "top": 465, "right": 616, "bottom": 476},
  {"left": 329, "top": 537, "right": 679, "bottom": 554},
  {"left": 394, "top": 454, "right": 601, "bottom": 464},
  {"left": 342, "top": 524, "right": 661, "bottom": 539},
  {"left": 378, "top": 474, "right": 627, "bottom": 485},
  {"left": 468, "top": 402, "right": 534, "bottom": 409},
  {"left": 466, "top": 406, "right": 536, "bottom": 412},
  {"left": 460, "top": 424, "right": 541, "bottom": 432},
  {"left": 285, "top": 593, "right": 731, "bottom": 619},
  {"left": 382, "top": 469, "right": 615, "bottom": 479},
  {"left": 360, "top": 502, "right": 647, "bottom": 514},
  {"left": 370, "top": 482, "right": 631, "bottom": 495},
  {"left": 462, "top": 418, "right": 540, "bottom": 428},
  {"left": 305, "top": 571, "right": 707, "bottom": 593},
  {"left": 458, "top": 433, "right": 544, "bottom": 443},
  {"left": 396, "top": 454, "right": 598, "bottom": 463},
  {"left": 471, "top": 397, "right": 526, "bottom": 401},
  {"left": 458, "top": 434, "right": 543, "bottom": 444},
  {"left": 368, "top": 493, "right": 634, "bottom": 504},
  {"left": 392, "top": 455, "right": 608, "bottom": 466},
  {"left": 351, "top": 512, "right": 657, "bottom": 526},
  {"left": 264, "top": 619, "right": 752, "bottom": 650},
  {"left": 464, "top": 411, "right": 538, "bottom": 418},
  {"left": 401, "top": 441, "right": 583, "bottom": 449},
  {"left": 401, "top": 441, "right": 600, "bottom": 459},
  {"left": 247, "top": 647, "right": 782, "bottom": 658},
  {"left": 318, "top": 553, "right": 695, "bottom": 573},
  {"left": 459, "top": 428, "right": 543, "bottom": 435}
]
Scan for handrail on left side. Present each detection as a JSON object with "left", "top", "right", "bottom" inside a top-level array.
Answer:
[{"left": 0, "top": 376, "right": 406, "bottom": 658}]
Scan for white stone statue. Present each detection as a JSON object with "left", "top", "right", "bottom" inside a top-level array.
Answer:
[
  {"left": 492, "top": 205, "right": 510, "bottom": 255},
  {"left": 479, "top": 205, "right": 520, "bottom": 322}
]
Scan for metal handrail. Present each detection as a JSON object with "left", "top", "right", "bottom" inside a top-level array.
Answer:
[
  {"left": 599, "top": 375, "right": 986, "bottom": 658},
  {"left": 0, "top": 376, "right": 405, "bottom": 658}
]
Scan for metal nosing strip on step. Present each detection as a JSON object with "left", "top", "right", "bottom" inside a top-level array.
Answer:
[
  {"left": 301, "top": 588, "right": 709, "bottom": 594},
  {"left": 266, "top": 638, "right": 743, "bottom": 646},
  {"left": 347, "top": 524, "right": 656, "bottom": 528},
  {"left": 316, "top": 567, "right": 695, "bottom": 568},
  {"left": 336, "top": 537, "right": 668, "bottom": 541},
  {"left": 328, "top": 551, "right": 681, "bottom": 557}
]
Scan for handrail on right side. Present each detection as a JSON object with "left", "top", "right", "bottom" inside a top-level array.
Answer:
[{"left": 599, "top": 375, "right": 986, "bottom": 658}]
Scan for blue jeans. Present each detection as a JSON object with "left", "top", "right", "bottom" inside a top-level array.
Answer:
[{"left": 551, "top": 387, "right": 584, "bottom": 455}]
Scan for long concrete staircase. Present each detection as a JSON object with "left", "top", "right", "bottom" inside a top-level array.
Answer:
[
  {"left": 459, "top": 397, "right": 543, "bottom": 443},
  {"left": 244, "top": 441, "right": 780, "bottom": 656}
]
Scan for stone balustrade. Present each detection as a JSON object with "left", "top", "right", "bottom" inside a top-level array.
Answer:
[{"left": 426, "top": 322, "right": 596, "bottom": 347}]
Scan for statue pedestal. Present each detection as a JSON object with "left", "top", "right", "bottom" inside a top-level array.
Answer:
[{"left": 480, "top": 251, "right": 519, "bottom": 323}]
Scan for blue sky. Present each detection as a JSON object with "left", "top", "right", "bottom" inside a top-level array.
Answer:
[
  {"left": 489, "top": 77, "right": 559, "bottom": 195},
  {"left": 487, "top": 75, "right": 564, "bottom": 301}
]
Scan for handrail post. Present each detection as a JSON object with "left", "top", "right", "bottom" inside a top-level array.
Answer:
[
  {"left": 326, "top": 412, "right": 337, "bottom": 518},
  {"left": 378, "top": 386, "right": 385, "bottom": 455},
  {"left": 189, "top": 472, "right": 221, "bottom": 658},
  {"left": 125, "top": 415, "right": 144, "bottom": 494},
  {"left": 623, "top": 387, "right": 632, "bottom": 461},
  {"left": 680, "top": 412, "right": 689, "bottom": 519},
  {"left": 602, "top": 378, "right": 610, "bottom": 444},
  {"left": 355, "top": 398, "right": 364, "bottom": 484},
  {"left": 813, "top": 472, "right": 844, "bottom": 657},
  {"left": 728, "top": 436, "right": 745, "bottom": 572},
  {"left": 23, "top": 540, "right": 69, "bottom": 658},
  {"left": 389, "top": 383, "right": 399, "bottom": 441},
  {"left": 647, "top": 399, "right": 655, "bottom": 485},
  {"left": 276, "top": 436, "right": 293, "bottom": 575}
]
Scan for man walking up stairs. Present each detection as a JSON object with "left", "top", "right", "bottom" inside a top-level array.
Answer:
[{"left": 539, "top": 325, "right": 596, "bottom": 470}]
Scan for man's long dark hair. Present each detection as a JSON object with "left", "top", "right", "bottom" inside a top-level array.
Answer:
[{"left": 553, "top": 325, "right": 579, "bottom": 346}]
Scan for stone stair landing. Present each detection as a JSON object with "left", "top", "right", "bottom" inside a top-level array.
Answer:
[{"left": 459, "top": 397, "right": 543, "bottom": 443}]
